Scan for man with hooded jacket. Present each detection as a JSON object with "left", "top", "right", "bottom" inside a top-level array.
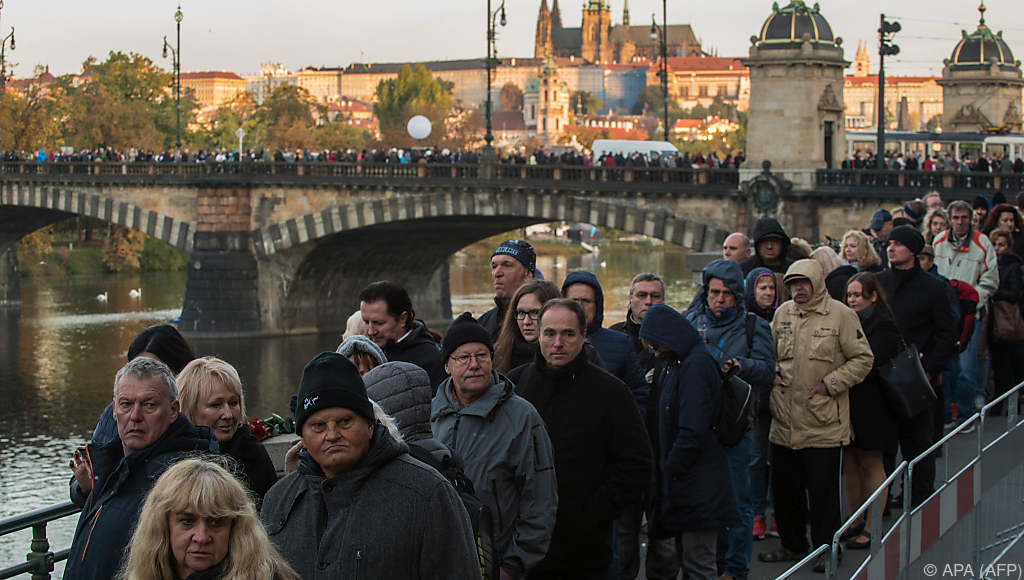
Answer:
[
  {"left": 740, "top": 218, "right": 795, "bottom": 276},
  {"left": 687, "top": 260, "right": 776, "bottom": 580},
  {"left": 758, "top": 260, "right": 873, "bottom": 572}
]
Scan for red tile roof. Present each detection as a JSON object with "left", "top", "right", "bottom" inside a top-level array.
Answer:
[{"left": 180, "top": 71, "right": 244, "bottom": 81}]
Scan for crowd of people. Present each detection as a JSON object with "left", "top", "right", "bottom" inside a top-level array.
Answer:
[
  {"left": 842, "top": 149, "right": 1024, "bottom": 174},
  {"left": 58, "top": 190, "right": 1024, "bottom": 579}
]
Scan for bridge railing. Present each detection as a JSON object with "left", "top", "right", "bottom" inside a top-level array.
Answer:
[
  {"left": 0, "top": 501, "right": 80, "bottom": 580},
  {"left": 0, "top": 161, "right": 740, "bottom": 187},
  {"left": 818, "top": 169, "right": 1024, "bottom": 192}
]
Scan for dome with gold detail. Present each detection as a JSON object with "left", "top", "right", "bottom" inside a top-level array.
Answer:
[
  {"left": 948, "top": 3, "right": 1018, "bottom": 72},
  {"left": 757, "top": 0, "right": 835, "bottom": 49}
]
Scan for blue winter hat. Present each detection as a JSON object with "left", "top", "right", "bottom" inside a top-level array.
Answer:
[{"left": 492, "top": 240, "right": 537, "bottom": 273}]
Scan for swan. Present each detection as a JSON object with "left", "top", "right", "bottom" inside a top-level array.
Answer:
[
  {"left": 129, "top": 288, "right": 142, "bottom": 298},
  {"left": 600, "top": 261, "right": 607, "bottom": 268},
  {"left": 96, "top": 292, "right": 108, "bottom": 302}
]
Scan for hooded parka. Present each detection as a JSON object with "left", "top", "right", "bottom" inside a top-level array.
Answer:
[{"left": 770, "top": 260, "right": 874, "bottom": 450}]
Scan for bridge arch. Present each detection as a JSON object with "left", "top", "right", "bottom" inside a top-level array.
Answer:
[{"left": 0, "top": 183, "right": 195, "bottom": 254}]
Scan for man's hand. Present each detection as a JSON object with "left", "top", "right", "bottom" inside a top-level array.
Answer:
[
  {"left": 69, "top": 448, "right": 93, "bottom": 495},
  {"left": 285, "top": 440, "right": 304, "bottom": 474},
  {"left": 809, "top": 383, "right": 829, "bottom": 398},
  {"left": 722, "top": 358, "right": 742, "bottom": 374},
  {"left": 772, "top": 375, "right": 784, "bottom": 387}
]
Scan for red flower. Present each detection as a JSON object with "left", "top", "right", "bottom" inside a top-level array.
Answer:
[{"left": 250, "top": 423, "right": 268, "bottom": 440}]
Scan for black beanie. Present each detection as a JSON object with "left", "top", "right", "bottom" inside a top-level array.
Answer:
[
  {"left": 295, "top": 352, "right": 374, "bottom": 435},
  {"left": 888, "top": 225, "right": 925, "bottom": 256},
  {"left": 492, "top": 240, "right": 537, "bottom": 274},
  {"left": 441, "top": 312, "right": 494, "bottom": 362}
]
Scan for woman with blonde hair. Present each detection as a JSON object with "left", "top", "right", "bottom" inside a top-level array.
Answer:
[
  {"left": 119, "top": 457, "right": 299, "bottom": 580},
  {"left": 923, "top": 208, "right": 950, "bottom": 245},
  {"left": 176, "top": 357, "right": 277, "bottom": 505},
  {"left": 826, "top": 230, "right": 882, "bottom": 299}
]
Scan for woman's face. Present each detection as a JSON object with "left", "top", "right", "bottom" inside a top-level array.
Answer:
[
  {"left": 994, "top": 236, "right": 1011, "bottom": 255},
  {"left": 516, "top": 292, "right": 544, "bottom": 343},
  {"left": 999, "top": 211, "right": 1017, "bottom": 231},
  {"left": 931, "top": 216, "right": 948, "bottom": 236},
  {"left": 843, "top": 238, "right": 859, "bottom": 262},
  {"left": 169, "top": 509, "right": 232, "bottom": 578},
  {"left": 755, "top": 276, "right": 776, "bottom": 310},
  {"left": 195, "top": 377, "right": 242, "bottom": 444},
  {"left": 846, "top": 281, "right": 877, "bottom": 312}
]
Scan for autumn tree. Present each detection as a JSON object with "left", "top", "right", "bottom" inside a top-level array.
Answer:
[
  {"left": 499, "top": 83, "right": 523, "bottom": 111},
  {"left": 254, "top": 85, "right": 325, "bottom": 151},
  {"left": 373, "top": 64, "right": 452, "bottom": 147},
  {"left": 102, "top": 225, "right": 146, "bottom": 272},
  {"left": 570, "top": 91, "right": 605, "bottom": 116},
  {"left": 0, "top": 67, "right": 58, "bottom": 151}
]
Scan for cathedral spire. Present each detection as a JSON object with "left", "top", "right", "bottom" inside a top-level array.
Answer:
[
  {"left": 623, "top": 0, "right": 630, "bottom": 26},
  {"left": 551, "top": 0, "right": 562, "bottom": 29}
]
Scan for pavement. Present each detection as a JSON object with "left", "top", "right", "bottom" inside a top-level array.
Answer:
[{"left": 634, "top": 413, "right": 1024, "bottom": 580}]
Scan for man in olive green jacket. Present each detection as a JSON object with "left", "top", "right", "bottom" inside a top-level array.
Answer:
[{"left": 759, "top": 259, "right": 873, "bottom": 572}]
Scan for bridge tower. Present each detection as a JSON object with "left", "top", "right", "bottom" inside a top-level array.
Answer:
[{"left": 742, "top": 1, "right": 848, "bottom": 187}]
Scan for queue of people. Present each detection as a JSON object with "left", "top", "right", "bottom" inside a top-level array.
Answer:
[{"left": 60, "top": 194, "right": 1023, "bottom": 580}]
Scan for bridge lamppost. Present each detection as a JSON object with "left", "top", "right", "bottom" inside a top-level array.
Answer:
[
  {"left": 482, "top": 0, "right": 507, "bottom": 161},
  {"left": 162, "top": 5, "right": 183, "bottom": 150},
  {"left": 650, "top": 4, "right": 669, "bottom": 141},
  {"left": 0, "top": 0, "right": 15, "bottom": 95},
  {"left": 876, "top": 14, "right": 900, "bottom": 169}
]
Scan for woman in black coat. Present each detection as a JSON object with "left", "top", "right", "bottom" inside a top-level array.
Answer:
[
  {"left": 986, "top": 228, "right": 1024, "bottom": 415},
  {"left": 842, "top": 272, "right": 900, "bottom": 549}
]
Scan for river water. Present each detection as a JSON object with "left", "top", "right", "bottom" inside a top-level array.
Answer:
[{"left": 0, "top": 246, "right": 695, "bottom": 574}]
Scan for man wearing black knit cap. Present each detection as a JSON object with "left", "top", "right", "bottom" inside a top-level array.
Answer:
[
  {"left": 433, "top": 313, "right": 558, "bottom": 579},
  {"left": 876, "top": 226, "right": 958, "bottom": 508},
  {"left": 261, "top": 351, "right": 482, "bottom": 580},
  {"left": 479, "top": 240, "right": 537, "bottom": 341}
]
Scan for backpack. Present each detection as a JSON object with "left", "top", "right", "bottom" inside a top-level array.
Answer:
[
  {"left": 948, "top": 280, "right": 979, "bottom": 353},
  {"left": 408, "top": 441, "right": 498, "bottom": 580},
  {"left": 713, "top": 313, "right": 757, "bottom": 448}
]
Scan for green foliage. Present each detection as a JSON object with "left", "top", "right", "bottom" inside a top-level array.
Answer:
[
  {"left": 18, "top": 226, "right": 54, "bottom": 264},
  {"left": 0, "top": 67, "right": 58, "bottom": 151},
  {"left": 500, "top": 83, "right": 524, "bottom": 112},
  {"left": 570, "top": 91, "right": 605, "bottom": 116},
  {"left": 139, "top": 237, "right": 188, "bottom": 272},
  {"left": 926, "top": 114, "right": 942, "bottom": 133},
  {"left": 632, "top": 85, "right": 684, "bottom": 138},
  {"left": 256, "top": 85, "right": 325, "bottom": 151},
  {"left": 373, "top": 64, "right": 452, "bottom": 147},
  {"left": 52, "top": 51, "right": 199, "bottom": 151}
]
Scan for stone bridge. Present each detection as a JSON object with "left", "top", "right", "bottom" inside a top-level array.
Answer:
[{"left": 0, "top": 162, "right": 1013, "bottom": 335}]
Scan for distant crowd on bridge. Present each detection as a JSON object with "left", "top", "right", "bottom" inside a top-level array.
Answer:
[
  {"left": 3, "top": 146, "right": 745, "bottom": 170},
  {"left": 51, "top": 186, "right": 1024, "bottom": 580},
  {"left": 843, "top": 149, "right": 1024, "bottom": 174}
]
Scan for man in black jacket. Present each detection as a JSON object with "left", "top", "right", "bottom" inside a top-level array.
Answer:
[
  {"left": 740, "top": 218, "right": 794, "bottom": 276},
  {"left": 509, "top": 299, "right": 653, "bottom": 579},
  {"left": 65, "top": 357, "right": 218, "bottom": 580},
  {"left": 611, "top": 272, "right": 666, "bottom": 375},
  {"left": 359, "top": 281, "right": 446, "bottom": 390},
  {"left": 478, "top": 240, "right": 537, "bottom": 341},
  {"left": 876, "top": 226, "right": 958, "bottom": 508}
]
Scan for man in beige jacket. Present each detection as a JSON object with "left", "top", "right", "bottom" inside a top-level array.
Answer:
[{"left": 758, "top": 260, "right": 873, "bottom": 573}]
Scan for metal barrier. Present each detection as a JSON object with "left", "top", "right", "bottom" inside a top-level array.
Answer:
[
  {"left": 0, "top": 502, "right": 80, "bottom": 580},
  {"left": 777, "top": 544, "right": 833, "bottom": 580},
  {"left": 830, "top": 462, "right": 910, "bottom": 580}
]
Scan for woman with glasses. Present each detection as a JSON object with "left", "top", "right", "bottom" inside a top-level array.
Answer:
[{"left": 494, "top": 280, "right": 606, "bottom": 375}]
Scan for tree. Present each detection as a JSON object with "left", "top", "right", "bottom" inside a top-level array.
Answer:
[
  {"left": 632, "top": 86, "right": 684, "bottom": 138},
  {"left": 317, "top": 121, "right": 370, "bottom": 151},
  {"left": 0, "top": 67, "right": 58, "bottom": 151},
  {"left": 102, "top": 225, "right": 146, "bottom": 272},
  {"left": 499, "top": 83, "right": 523, "bottom": 111},
  {"left": 18, "top": 226, "right": 54, "bottom": 265},
  {"left": 926, "top": 114, "right": 942, "bottom": 133},
  {"left": 373, "top": 64, "right": 452, "bottom": 147},
  {"left": 570, "top": 91, "right": 605, "bottom": 116},
  {"left": 255, "top": 85, "right": 324, "bottom": 151}
]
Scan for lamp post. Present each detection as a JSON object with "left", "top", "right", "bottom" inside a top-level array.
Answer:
[
  {"left": 482, "top": 0, "right": 506, "bottom": 160},
  {"left": 162, "top": 5, "right": 183, "bottom": 150},
  {"left": 650, "top": 3, "right": 668, "bottom": 141},
  {"left": 0, "top": 0, "right": 15, "bottom": 95},
  {"left": 876, "top": 14, "right": 900, "bottom": 169}
]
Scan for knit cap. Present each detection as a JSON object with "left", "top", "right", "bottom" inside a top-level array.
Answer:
[
  {"left": 295, "top": 352, "right": 374, "bottom": 435},
  {"left": 492, "top": 240, "right": 537, "bottom": 274},
  {"left": 441, "top": 312, "right": 494, "bottom": 362},
  {"left": 888, "top": 225, "right": 925, "bottom": 255}
]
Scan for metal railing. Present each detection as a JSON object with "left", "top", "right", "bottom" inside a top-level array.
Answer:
[
  {"left": 817, "top": 169, "right": 1024, "bottom": 192},
  {"left": 0, "top": 502, "right": 80, "bottom": 580}
]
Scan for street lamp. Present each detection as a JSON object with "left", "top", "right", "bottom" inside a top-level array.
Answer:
[
  {"left": 162, "top": 5, "right": 183, "bottom": 150},
  {"left": 482, "top": 0, "right": 507, "bottom": 160},
  {"left": 876, "top": 14, "right": 900, "bottom": 169},
  {"left": 650, "top": 3, "right": 669, "bottom": 142},
  {"left": 0, "top": 0, "right": 15, "bottom": 95}
]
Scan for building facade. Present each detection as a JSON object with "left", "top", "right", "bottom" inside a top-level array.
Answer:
[
  {"left": 650, "top": 56, "right": 751, "bottom": 112},
  {"left": 524, "top": 55, "right": 571, "bottom": 146},
  {"left": 179, "top": 72, "right": 246, "bottom": 110}
]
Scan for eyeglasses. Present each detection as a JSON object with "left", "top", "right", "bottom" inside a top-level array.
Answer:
[
  {"left": 572, "top": 297, "right": 596, "bottom": 306},
  {"left": 515, "top": 309, "right": 541, "bottom": 321},
  {"left": 450, "top": 352, "right": 491, "bottom": 367}
]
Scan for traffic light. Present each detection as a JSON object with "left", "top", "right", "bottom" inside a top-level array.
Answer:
[{"left": 879, "top": 16, "right": 900, "bottom": 56}]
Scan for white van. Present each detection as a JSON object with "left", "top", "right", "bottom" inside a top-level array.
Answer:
[{"left": 590, "top": 139, "right": 679, "bottom": 162}]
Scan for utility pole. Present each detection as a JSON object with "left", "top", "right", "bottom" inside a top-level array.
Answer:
[
  {"left": 877, "top": 14, "right": 901, "bottom": 169},
  {"left": 482, "top": 0, "right": 507, "bottom": 160}
]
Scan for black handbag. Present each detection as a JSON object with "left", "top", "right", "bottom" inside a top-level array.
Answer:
[{"left": 877, "top": 336, "right": 937, "bottom": 421}]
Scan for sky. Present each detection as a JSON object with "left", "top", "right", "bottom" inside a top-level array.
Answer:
[{"left": 3, "top": 0, "right": 1023, "bottom": 80}]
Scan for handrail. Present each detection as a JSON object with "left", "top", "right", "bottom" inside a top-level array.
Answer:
[
  {"left": 0, "top": 502, "right": 79, "bottom": 536},
  {"left": 775, "top": 544, "right": 831, "bottom": 580},
  {"left": 0, "top": 501, "right": 81, "bottom": 580}
]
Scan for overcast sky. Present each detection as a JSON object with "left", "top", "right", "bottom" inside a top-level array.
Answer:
[{"left": 4, "top": 1, "right": 1022, "bottom": 79}]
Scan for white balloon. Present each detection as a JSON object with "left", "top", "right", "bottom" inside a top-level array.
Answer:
[{"left": 407, "top": 115, "right": 432, "bottom": 140}]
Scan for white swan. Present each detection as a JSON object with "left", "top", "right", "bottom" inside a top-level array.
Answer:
[
  {"left": 96, "top": 292, "right": 108, "bottom": 302},
  {"left": 129, "top": 288, "right": 142, "bottom": 298}
]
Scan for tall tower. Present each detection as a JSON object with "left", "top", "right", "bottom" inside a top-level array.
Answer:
[
  {"left": 535, "top": 0, "right": 553, "bottom": 59},
  {"left": 743, "top": 0, "right": 849, "bottom": 180},
  {"left": 938, "top": 2, "right": 1023, "bottom": 133},
  {"left": 581, "top": 0, "right": 612, "bottom": 63},
  {"left": 623, "top": 0, "right": 630, "bottom": 27},
  {"left": 854, "top": 41, "right": 871, "bottom": 77},
  {"left": 551, "top": 0, "right": 562, "bottom": 29}
]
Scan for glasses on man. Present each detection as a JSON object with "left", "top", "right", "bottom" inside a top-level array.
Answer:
[
  {"left": 450, "top": 352, "right": 492, "bottom": 367},
  {"left": 515, "top": 309, "right": 541, "bottom": 321}
]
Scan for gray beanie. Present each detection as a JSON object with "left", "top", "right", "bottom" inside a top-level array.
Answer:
[{"left": 336, "top": 335, "right": 387, "bottom": 366}]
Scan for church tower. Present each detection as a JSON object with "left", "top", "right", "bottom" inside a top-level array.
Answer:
[
  {"left": 623, "top": 0, "right": 630, "bottom": 26},
  {"left": 854, "top": 41, "right": 871, "bottom": 77},
  {"left": 535, "top": 0, "right": 553, "bottom": 59},
  {"left": 581, "top": 0, "right": 612, "bottom": 63}
]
